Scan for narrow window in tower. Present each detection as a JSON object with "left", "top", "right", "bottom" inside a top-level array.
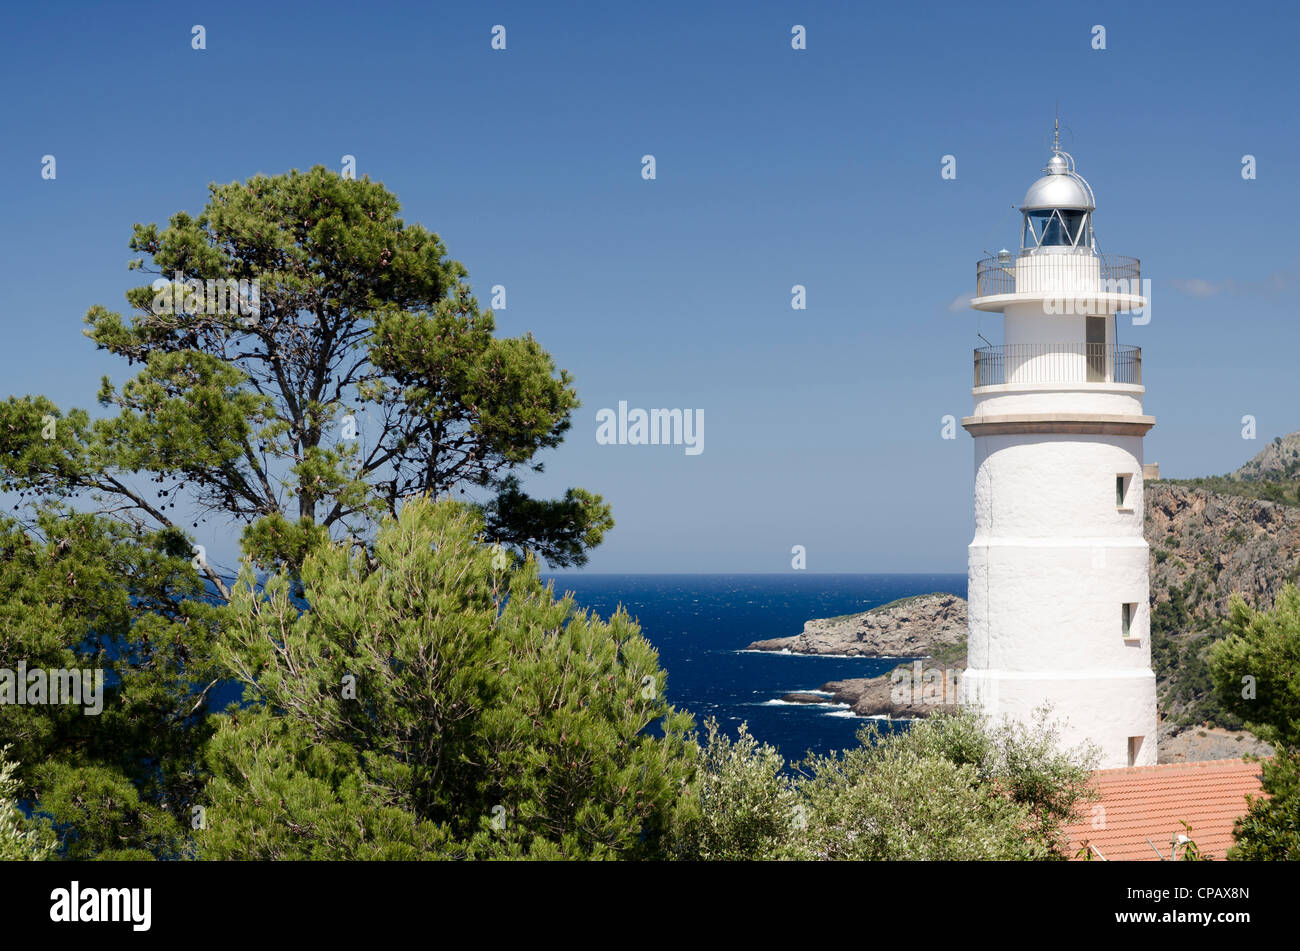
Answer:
[
  {"left": 1128, "top": 736, "right": 1143, "bottom": 767},
  {"left": 1087, "top": 316, "right": 1107, "bottom": 382},
  {"left": 1122, "top": 603, "right": 1139, "bottom": 640},
  {"left": 1116, "top": 473, "right": 1133, "bottom": 510}
]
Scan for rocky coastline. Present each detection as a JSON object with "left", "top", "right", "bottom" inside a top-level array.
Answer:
[
  {"left": 748, "top": 592, "right": 968, "bottom": 720},
  {"left": 747, "top": 592, "right": 966, "bottom": 657},
  {"left": 749, "top": 577, "right": 1274, "bottom": 761}
]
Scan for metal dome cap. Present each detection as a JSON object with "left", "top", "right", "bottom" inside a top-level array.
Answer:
[{"left": 1021, "top": 150, "right": 1095, "bottom": 211}]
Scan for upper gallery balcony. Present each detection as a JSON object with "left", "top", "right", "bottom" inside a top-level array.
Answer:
[{"left": 972, "top": 250, "right": 1142, "bottom": 313}]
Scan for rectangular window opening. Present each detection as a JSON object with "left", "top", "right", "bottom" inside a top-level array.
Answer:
[
  {"left": 1128, "top": 736, "right": 1143, "bottom": 767},
  {"left": 1122, "top": 602, "right": 1139, "bottom": 640},
  {"left": 1087, "top": 315, "right": 1107, "bottom": 382},
  {"left": 1116, "top": 473, "right": 1133, "bottom": 509}
]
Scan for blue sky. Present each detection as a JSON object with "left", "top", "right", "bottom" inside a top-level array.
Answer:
[{"left": 2, "top": 0, "right": 1297, "bottom": 572}]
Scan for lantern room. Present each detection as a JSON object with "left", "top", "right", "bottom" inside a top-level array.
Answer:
[{"left": 1020, "top": 151, "right": 1095, "bottom": 253}]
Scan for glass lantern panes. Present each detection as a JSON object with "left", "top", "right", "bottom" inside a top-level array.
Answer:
[{"left": 1022, "top": 209, "right": 1090, "bottom": 249}]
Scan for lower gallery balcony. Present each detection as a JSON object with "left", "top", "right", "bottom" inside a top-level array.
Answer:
[
  {"left": 974, "top": 343, "right": 1141, "bottom": 387},
  {"left": 966, "top": 343, "right": 1152, "bottom": 437}
]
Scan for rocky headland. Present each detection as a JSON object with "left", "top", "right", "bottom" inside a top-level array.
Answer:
[
  {"left": 747, "top": 592, "right": 966, "bottom": 657},
  {"left": 749, "top": 593, "right": 968, "bottom": 720}
]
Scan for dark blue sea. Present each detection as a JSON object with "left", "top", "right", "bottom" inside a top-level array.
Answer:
[{"left": 541, "top": 573, "right": 967, "bottom": 760}]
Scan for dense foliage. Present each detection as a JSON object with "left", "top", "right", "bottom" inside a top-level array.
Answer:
[
  {"left": 0, "top": 507, "right": 221, "bottom": 858},
  {"left": 1209, "top": 583, "right": 1300, "bottom": 859},
  {"left": 1, "top": 166, "right": 612, "bottom": 594},
  {"left": 0, "top": 168, "right": 612, "bottom": 856},
  {"left": 0, "top": 746, "right": 54, "bottom": 861},
  {"left": 671, "top": 705, "right": 1097, "bottom": 861},
  {"left": 198, "top": 498, "right": 695, "bottom": 859}
]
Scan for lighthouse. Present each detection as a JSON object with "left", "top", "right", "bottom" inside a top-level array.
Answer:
[{"left": 959, "top": 137, "right": 1157, "bottom": 769}]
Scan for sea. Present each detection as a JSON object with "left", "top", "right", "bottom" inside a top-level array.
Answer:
[{"left": 542, "top": 573, "right": 967, "bottom": 761}]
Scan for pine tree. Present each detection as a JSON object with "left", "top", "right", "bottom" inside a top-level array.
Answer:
[
  {"left": 1210, "top": 583, "right": 1300, "bottom": 859},
  {"left": 0, "top": 508, "right": 219, "bottom": 858},
  {"left": 0, "top": 167, "right": 612, "bottom": 858},
  {"left": 2, "top": 165, "right": 612, "bottom": 596},
  {"left": 198, "top": 497, "right": 695, "bottom": 860}
]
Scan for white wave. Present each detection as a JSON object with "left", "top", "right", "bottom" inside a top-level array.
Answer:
[
  {"left": 824, "top": 710, "right": 918, "bottom": 721},
  {"left": 733, "top": 649, "right": 917, "bottom": 660},
  {"left": 756, "top": 699, "right": 849, "bottom": 709}
]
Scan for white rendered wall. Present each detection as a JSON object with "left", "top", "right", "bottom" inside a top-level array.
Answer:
[
  {"left": 964, "top": 279, "right": 1157, "bottom": 768},
  {"left": 961, "top": 667, "right": 1157, "bottom": 768},
  {"left": 1013, "top": 251, "right": 1102, "bottom": 296},
  {"left": 964, "top": 431, "right": 1157, "bottom": 768},
  {"left": 972, "top": 434, "right": 1146, "bottom": 540},
  {"left": 972, "top": 383, "right": 1144, "bottom": 418}
]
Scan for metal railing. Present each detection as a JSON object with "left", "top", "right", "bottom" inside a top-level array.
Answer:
[
  {"left": 974, "top": 343, "right": 1141, "bottom": 387},
  {"left": 975, "top": 251, "right": 1140, "bottom": 298}
]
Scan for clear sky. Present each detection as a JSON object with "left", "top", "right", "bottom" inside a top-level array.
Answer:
[{"left": 2, "top": 0, "right": 1297, "bottom": 572}]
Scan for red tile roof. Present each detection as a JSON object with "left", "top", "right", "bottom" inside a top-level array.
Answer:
[{"left": 1062, "top": 759, "right": 1266, "bottom": 860}]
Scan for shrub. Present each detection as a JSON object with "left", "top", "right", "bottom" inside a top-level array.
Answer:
[
  {"left": 0, "top": 746, "right": 54, "bottom": 861},
  {"left": 673, "top": 705, "right": 1098, "bottom": 861}
]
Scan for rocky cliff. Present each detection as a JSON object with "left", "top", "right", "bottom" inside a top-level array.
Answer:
[
  {"left": 751, "top": 594, "right": 969, "bottom": 721},
  {"left": 1146, "top": 480, "right": 1300, "bottom": 731},
  {"left": 1230, "top": 431, "right": 1300, "bottom": 482},
  {"left": 747, "top": 592, "right": 966, "bottom": 657},
  {"left": 1147, "top": 482, "right": 1300, "bottom": 625}
]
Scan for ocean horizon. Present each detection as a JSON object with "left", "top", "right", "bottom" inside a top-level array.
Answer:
[{"left": 542, "top": 573, "right": 968, "bottom": 759}]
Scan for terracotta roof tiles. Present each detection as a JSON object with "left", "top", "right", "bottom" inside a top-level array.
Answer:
[{"left": 1062, "top": 758, "right": 1266, "bottom": 861}]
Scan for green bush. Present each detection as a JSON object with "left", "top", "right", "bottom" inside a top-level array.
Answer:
[
  {"left": 673, "top": 705, "right": 1098, "bottom": 861},
  {"left": 0, "top": 746, "right": 54, "bottom": 861},
  {"left": 1209, "top": 583, "right": 1300, "bottom": 859},
  {"left": 669, "top": 718, "right": 798, "bottom": 860}
]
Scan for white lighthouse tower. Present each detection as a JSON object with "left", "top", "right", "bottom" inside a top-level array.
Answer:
[{"left": 959, "top": 135, "right": 1157, "bottom": 769}]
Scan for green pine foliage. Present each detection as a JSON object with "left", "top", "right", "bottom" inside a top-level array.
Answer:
[
  {"left": 0, "top": 506, "right": 223, "bottom": 859},
  {"left": 0, "top": 167, "right": 614, "bottom": 858},
  {"left": 1, "top": 165, "right": 612, "bottom": 594},
  {"left": 197, "top": 497, "right": 695, "bottom": 859},
  {"left": 1209, "top": 583, "right": 1300, "bottom": 859},
  {"left": 1226, "top": 749, "right": 1300, "bottom": 860}
]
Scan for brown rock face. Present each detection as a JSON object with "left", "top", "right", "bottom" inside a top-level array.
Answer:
[
  {"left": 820, "top": 669, "right": 963, "bottom": 718},
  {"left": 1232, "top": 431, "right": 1300, "bottom": 482},
  {"left": 1146, "top": 482, "right": 1300, "bottom": 622},
  {"left": 746, "top": 592, "right": 967, "bottom": 657},
  {"left": 779, "top": 692, "right": 833, "bottom": 705}
]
